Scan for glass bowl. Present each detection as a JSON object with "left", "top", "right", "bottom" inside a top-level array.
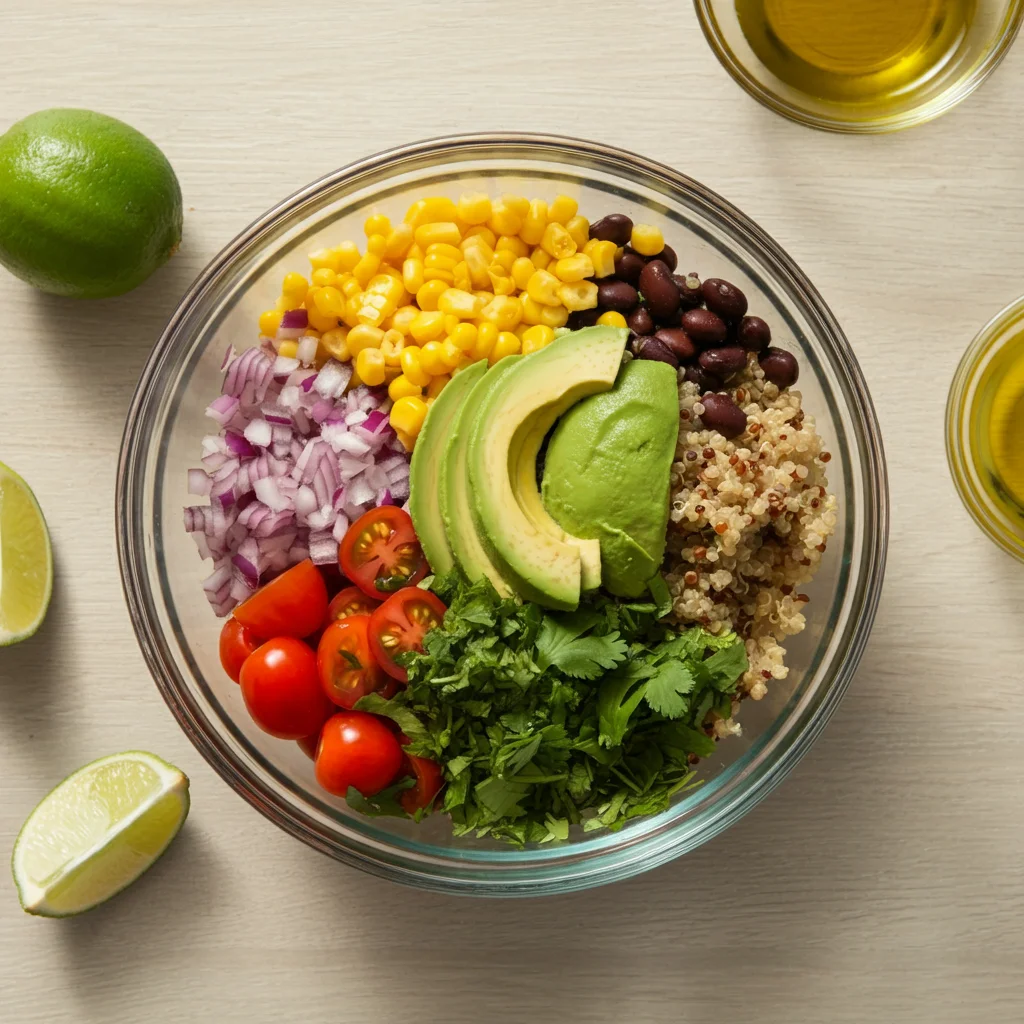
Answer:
[
  {"left": 116, "top": 134, "right": 888, "bottom": 896},
  {"left": 947, "top": 295, "right": 1024, "bottom": 562},
  {"left": 694, "top": 0, "right": 1023, "bottom": 133}
]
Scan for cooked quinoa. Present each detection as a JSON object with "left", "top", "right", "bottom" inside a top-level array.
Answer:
[{"left": 663, "top": 354, "right": 837, "bottom": 734}]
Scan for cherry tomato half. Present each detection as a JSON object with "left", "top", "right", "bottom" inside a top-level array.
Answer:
[
  {"left": 234, "top": 559, "right": 328, "bottom": 640},
  {"left": 338, "top": 507, "right": 428, "bottom": 600},
  {"left": 327, "top": 586, "right": 379, "bottom": 624},
  {"left": 315, "top": 711, "right": 402, "bottom": 797},
  {"left": 317, "top": 615, "right": 387, "bottom": 709},
  {"left": 400, "top": 751, "right": 445, "bottom": 814},
  {"left": 240, "top": 637, "right": 332, "bottom": 739},
  {"left": 219, "top": 617, "right": 261, "bottom": 683},
  {"left": 369, "top": 587, "right": 447, "bottom": 682}
]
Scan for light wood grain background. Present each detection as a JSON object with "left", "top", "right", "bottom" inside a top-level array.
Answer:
[{"left": 3, "top": 2, "right": 1024, "bottom": 1021}]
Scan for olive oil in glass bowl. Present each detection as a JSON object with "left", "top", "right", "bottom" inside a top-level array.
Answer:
[{"left": 695, "top": 0, "right": 1023, "bottom": 132}]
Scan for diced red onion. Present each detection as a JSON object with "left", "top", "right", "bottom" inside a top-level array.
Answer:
[
  {"left": 225, "top": 431, "right": 256, "bottom": 458},
  {"left": 377, "top": 488, "right": 394, "bottom": 506},
  {"left": 203, "top": 564, "right": 232, "bottom": 594},
  {"left": 297, "top": 336, "right": 319, "bottom": 366},
  {"left": 187, "top": 469, "right": 212, "bottom": 496},
  {"left": 220, "top": 345, "right": 235, "bottom": 371},
  {"left": 273, "top": 355, "right": 301, "bottom": 377},
  {"left": 362, "top": 409, "right": 389, "bottom": 433},
  {"left": 300, "top": 374, "right": 317, "bottom": 393},
  {"left": 243, "top": 419, "right": 273, "bottom": 449},
  {"left": 314, "top": 360, "right": 353, "bottom": 399},
  {"left": 207, "top": 394, "right": 240, "bottom": 426}
]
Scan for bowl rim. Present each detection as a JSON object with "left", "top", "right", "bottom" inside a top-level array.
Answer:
[
  {"left": 692, "top": 0, "right": 1024, "bottom": 134},
  {"left": 117, "top": 132, "right": 889, "bottom": 896}
]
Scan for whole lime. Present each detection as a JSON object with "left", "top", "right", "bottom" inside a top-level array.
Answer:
[{"left": 0, "top": 109, "right": 182, "bottom": 298}]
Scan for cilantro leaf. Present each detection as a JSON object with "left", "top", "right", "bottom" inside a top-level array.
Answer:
[
  {"left": 534, "top": 614, "right": 628, "bottom": 679},
  {"left": 697, "top": 640, "right": 749, "bottom": 691},
  {"left": 643, "top": 660, "right": 697, "bottom": 717},
  {"left": 344, "top": 778, "right": 414, "bottom": 818}
]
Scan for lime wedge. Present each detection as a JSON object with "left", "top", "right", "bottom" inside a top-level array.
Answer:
[
  {"left": 0, "top": 461, "right": 53, "bottom": 646},
  {"left": 12, "top": 751, "right": 190, "bottom": 917}
]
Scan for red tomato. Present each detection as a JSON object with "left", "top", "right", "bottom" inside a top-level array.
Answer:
[
  {"left": 400, "top": 751, "right": 445, "bottom": 814},
  {"left": 219, "top": 617, "right": 261, "bottom": 683},
  {"left": 297, "top": 727, "right": 323, "bottom": 760},
  {"left": 234, "top": 560, "right": 328, "bottom": 640},
  {"left": 327, "top": 586, "right": 379, "bottom": 623},
  {"left": 240, "top": 637, "right": 332, "bottom": 739},
  {"left": 317, "top": 615, "right": 387, "bottom": 709},
  {"left": 338, "top": 507, "right": 428, "bottom": 600},
  {"left": 369, "top": 587, "right": 447, "bottom": 682},
  {"left": 315, "top": 711, "right": 402, "bottom": 797}
]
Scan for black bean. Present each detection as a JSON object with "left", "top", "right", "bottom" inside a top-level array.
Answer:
[
  {"left": 699, "top": 345, "right": 748, "bottom": 378},
  {"left": 597, "top": 279, "right": 639, "bottom": 312},
  {"left": 702, "top": 278, "right": 748, "bottom": 321},
  {"left": 681, "top": 308, "right": 728, "bottom": 347},
  {"left": 736, "top": 315, "right": 771, "bottom": 352},
  {"left": 613, "top": 250, "right": 645, "bottom": 285},
  {"left": 627, "top": 305, "right": 655, "bottom": 335},
  {"left": 684, "top": 364, "right": 722, "bottom": 393},
  {"left": 659, "top": 244, "right": 678, "bottom": 272},
  {"left": 700, "top": 393, "right": 748, "bottom": 439},
  {"left": 567, "top": 308, "right": 601, "bottom": 330},
  {"left": 759, "top": 347, "right": 799, "bottom": 388},
  {"left": 654, "top": 328, "right": 697, "bottom": 362},
  {"left": 633, "top": 336, "right": 679, "bottom": 368},
  {"left": 589, "top": 213, "right": 633, "bottom": 246},
  {"left": 674, "top": 273, "right": 703, "bottom": 309},
  {"left": 638, "top": 260, "right": 680, "bottom": 321}
]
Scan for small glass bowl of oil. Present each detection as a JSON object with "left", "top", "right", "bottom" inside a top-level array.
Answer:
[
  {"left": 948, "top": 296, "right": 1024, "bottom": 562},
  {"left": 694, "top": 0, "right": 1023, "bottom": 132}
]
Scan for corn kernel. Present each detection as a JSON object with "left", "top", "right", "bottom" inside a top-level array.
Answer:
[
  {"left": 404, "top": 196, "right": 458, "bottom": 229},
  {"left": 480, "top": 295, "right": 523, "bottom": 331},
  {"left": 352, "top": 253, "right": 381, "bottom": 288},
  {"left": 420, "top": 340, "right": 448, "bottom": 376},
  {"left": 424, "top": 251, "right": 459, "bottom": 275},
  {"left": 472, "top": 321, "right": 499, "bottom": 360},
  {"left": 332, "top": 241, "right": 362, "bottom": 273},
  {"left": 438, "top": 288, "right": 482, "bottom": 319},
  {"left": 384, "top": 364, "right": 403, "bottom": 383},
  {"left": 520, "top": 325, "right": 555, "bottom": 355},
  {"left": 400, "top": 346, "right": 431, "bottom": 387},
  {"left": 379, "top": 263, "right": 405, "bottom": 284},
  {"left": 519, "top": 198, "right": 548, "bottom": 246},
  {"left": 390, "top": 395, "right": 429, "bottom": 436},
  {"left": 342, "top": 295, "right": 362, "bottom": 328},
  {"left": 588, "top": 239, "right": 617, "bottom": 278},
  {"left": 415, "top": 222, "right": 462, "bottom": 249},
  {"left": 514, "top": 323, "right": 531, "bottom": 341},
  {"left": 458, "top": 192, "right": 492, "bottom": 225},
  {"left": 631, "top": 223, "right": 665, "bottom": 256},
  {"left": 347, "top": 324, "right": 386, "bottom": 355},
  {"left": 403, "top": 257, "right": 425, "bottom": 294},
  {"left": 276, "top": 340, "right": 299, "bottom": 359},
  {"left": 558, "top": 280, "right": 599, "bottom": 312},
  {"left": 495, "top": 234, "right": 529, "bottom": 259},
  {"left": 307, "top": 305, "right": 340, "bottom": 333},
  {"left": 491, "top": 331, "right": 521, "bottom": 364},
  {"left": 388, "top": 374, "right": 422, "bottom": 401},
  {"left": 282, "top": 272, "right": 310, "bottom": 305},
  {"left": 395, "top": 428, "right": 416, "bottom": 452},
  {"left": 437, "top": 338, "right": 461, "bottom": 370},
  {"left": 540, "top": 222, "right": 576, "bottom": 259},
  {"left": 383, "top": 224, "right": 414, "bottom": 260},
  {"left": 406, "top": 243, "right": 424, "bottom": 261},
  {"left": 340, "top": 275, "right": 362, "bottom": 298},
  {"left": 564, "top": 215, "right": 590, "bottom": 252},
  {"left": 530, "top": 247, "right": 552, "bottom": 270},
  {"left": 509, "top": 256, "right": 533, "bottom": 291},
  {"left": 552, "top": 253, "right": 594, "bottom": 283},
  {"left": 366, "top": 233, "right": 387, "bottom": 257},
  {"left": 423, "top": 373, "right": 450, "bottom": 400},
  {"left": 462, "top": 225, "right": 497, "bottom": 249},
  {"left": 309, "top": 248, "right": 343, "bottom": 273},
  {"left": 391, "top": 305, "right": 419, "bottom": 335},
  {"left": 527, "top": 269, "right": 562, "bottom": 306},
  {"left": 472, "top": 290, "right": 495, "bottom": 304},
  {"left": 521, "top": 295, "right": 568, "bottom": 327},
  {"left": 487, "top": 264, "right": 515, "bottom": 296},
  {"left": 452, "top": 261, "right": 472, "bottom": 292},
  {"left": 462, "top": 243, "right": 493, "bottom": 289},
  {"left": 311, "top": 267, "right": 337, "bottom": 288},
  {"left": 409, "top": 310, "right": 447, "bottom": 343},
  {"left": 313, "top": 286, "right": 346, "bottom": 318},
  {"left": 487, "top": 200, "right": 522, "bottom": 237},
  {"left": 502, "top": 194, "right": 530, "bottom": 218},
  {"left": 416, "top": 279, "right": 449, "bottom": 312},
  {"left": 380, "top": 329, "right": 406, "bottom": 366},
  {"left": 426, "top": 242, "right": 463, "bottom": 263},
  {"left": 448, "top": 322, "right": 477, "bottom": 353},
  {"left": 364, "top": 213, "right": 391, "bottom": 237},
  {"left": 597, "top": 310, "right": 628, "bottom": 329},
  {"left": 548, "top": 195, "right": 578, "bottom": 225},
  {"left": 275, "top": 295, "right": 293, "bottom": 312},
  {"left": 258, "top": 309, "right": 282, "bottom": 336},
  {"left": 492, "top": 249, "right": 517, "bottom": 273},
  {"left": 320, "top": 328, "right": 350, "bottom": 361},
  {"left": 423, "top": 267, "right": 455, "bottom": 285},
  {"left": 355, "top": 347, "right": 387, "bottom": 386}
]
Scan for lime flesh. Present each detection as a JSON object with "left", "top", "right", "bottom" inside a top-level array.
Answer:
[
  {"left": 0, "top": 462, "right": 53, "bottom": 646},
  {"left": 12, "top": 752, "right": 190, "bottom": 917}
]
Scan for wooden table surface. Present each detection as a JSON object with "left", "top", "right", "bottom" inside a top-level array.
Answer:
[{"left": 3, "top": 2, "right": 1024, "bottom": 1021}]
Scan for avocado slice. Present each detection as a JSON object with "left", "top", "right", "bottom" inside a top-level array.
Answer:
[
  {"left": 542, "top": 359, "right": 680, "bottom": 597},
  {"left": 440, "top": 358, "right": 519, "bottom": 596},
  {"left": 467, "top": 326, "right": 629, "bottom": 610},
  {"left": 409, "top": 360, "right": 488, "bottom": 575}
]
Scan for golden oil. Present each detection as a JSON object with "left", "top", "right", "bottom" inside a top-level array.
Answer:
[{"left": 735, "top": 0, "right": 977, "bottom": 105}]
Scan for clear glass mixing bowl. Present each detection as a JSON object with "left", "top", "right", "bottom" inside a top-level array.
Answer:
[{"left": 117, "top": 134, "right": 888, "bottom": 896}]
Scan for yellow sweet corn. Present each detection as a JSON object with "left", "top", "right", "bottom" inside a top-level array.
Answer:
[
  {"left": 552, "top": 253, "right": 594, "bottom": 283},
  {"left": 463, "top": 225, "right": 497, "bottom": 249},
  {"left": 487, "top": 264, "right": 516, "bottom": 296},
  {"left": 364, "top": 213, "right": 391, "bottom": 237},
  {"left": 342, "top": 294, "right": 363, "bottom": 328},
  {"left": 630, "top": 223, "right": 664, "bottom": 256},
  {"left": 439, "top": 339, "right": 463, "bottom": 370},
  {"left": 565, "top": 215, "right": 590, "bottom": 251},
  {"left": 426, "top": 242, "right": 463, "bottom": 263},
  {"left": 416, "top": 279, "right": 449, "bottom": 312},
  {"left": 452, "top": 261, "right": 472, "bottom": 292},
  {"left": 487, "top": 200, "right": 522, "bottom": 237},
  {"left": 458, "top": 192, "right": 492, "bottom": 225},
  {"left": 390, "top": 305, "right": 419, "bottom": 336},
  {"left": 597, "top": 310, "right": 628, "bottom": 329},
  {"left": 400, "top": 345, "right": 431, "bottom": 387},
  {"left": 491, "top": 331, "right": 521, "bottom": 363},
  {"left": 502, "top": 194, "right": 530, "bottom": 218},
  {"left": 309, "top": 248, "right": 343, "bottom": 273},
  {"left": 587, "top": 240, "right": 617, "bottom": 278},
  {"left": 472, "top": 289, "right": 495, "bottom": 304},
  {"left": 259, "top": 309, "right": 282, "bottom": 336},
  {"left": 530, "top": 247, "right": 552, "bottom": 270},
  {"left": 449, "top": 322, "right": 478, "bottom": 352},
  {"left": 443, "top": 313, "right": 461, "bottom": 334},
  {"left": 404, "top": 196, "right": 458, "bottom": 229},
  {"left": 520, "top": 325, "right": 555, "bottom": 354},
  {"left": 471, "top": 321, "right": 499, "bottom": 360},
  {"left": 521, "top": 295, "right": 569, "bottom": 328},
  {"left": 520, "top": 199, "right": 548, "bottom": 246},
  {"left": 366, "top": 233, "right": 387, "bottom": 256},
  {"left": 462, "top": 242, "right": 493, "bottom": 289},
  {"left": 548, "top": 195, "right": 578, "bottom": 225},
  {"left": 384, "top": 224, "right": 414, "bottom": 260},
  {"left": 332, "top": 242, "right": 362, "bottom": 273},
  {"left": 527, "top": 269, "right": 562, "bottom": 306},
  {"left": 490, "top": 250, "right": 515, "bottom": 274},
  {"left": 495, "top": 235, "right": 529, "bottom": 259},
  {"left": 320, "top": 328, "right": 350, "bottom": 361},
  {"left": 558, "top": 280, "right": 599, "bottom": 312},
  {"left": 307, "top": 305, "right": 340, "bottom": 333},
  {"left": 511, "top": 256, "right": 536, "bottom": 291},
  {"left": 277, "top": 340, "right": 299, "bottom": 359},
  {"left": 390, "top": 396, "right": 429, "bottom": 436},
  {"left": 282, "top": 272, "right": 310, "bottom": 305},
  {"left": 427, "top": 373, "right": 452, "bottom": 399},
  {"left": 352, "top": 252, "right": 381, "bottom": 288},
  {"left": 340, "top": 275, "right": 362, "bottom": 299},
  {"left": 415, "top": 222, "right": 462, "bottom": 249},
  {"left": 409, "top": 310, "right": 447, "bottom": 343},
  {"left": 480, "top": 295, "right": 523, "bottom": 331},
  {"left": 420, "top": 341, "right": 448, "bottom": 376},
  {"left": 540, "top": 222, "right": 576, "bottom": 259},
  {"left": 438, "top": 288, "right": 482, "bottom": 319},
  {"left": 313, "top": 286, "right": 346, "bottom": 318},
  {"left": 311, "top": 267, "right": 337, "bottom": 288},
  {"left": 423, "top": 267, "right": 455, "bottom": 286},
  {"left": 403, "top": 257, "right": 425, "bottom": 294},
  {"left": 388, "top": 374, "right": 422, "bottom": 401},
  {"left": 355, "top": 347, "right": 387, "bottom": 386},
  {"left": 347, "top": 324, "right": 385, "bottom": 355},
  {"left": 380, "top": 329, "right": 406, "bottom": 366},
  {"left": 275, "top": 294, "right": 293, "bottom": 313}
]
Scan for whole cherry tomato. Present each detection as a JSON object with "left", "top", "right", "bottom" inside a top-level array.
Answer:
[
  {"left": 219, "top": 617, "right": 261, "bottom": 683},
  {"left": 369, "top": 587, "right": 447, "bottom": 682},
  {"left": 240, "top": 637, "right": 332, "bottom": 739},
  {"left": 234, "top": 560, "right": 328, "bottom": 639},
  {"left": 338, "top": 507, "right": 428, "bottom": 600},
  {"left": 315, "top": 711, "right": 402, "bottom": 797}
]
